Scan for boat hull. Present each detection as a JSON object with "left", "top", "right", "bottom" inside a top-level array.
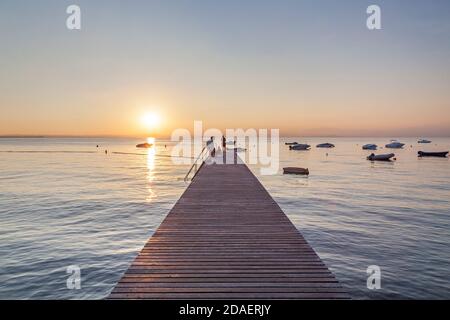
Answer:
[
  {"left": 418, "top": 151, "right": 448, "bottom": 158},
  {"left": 289, "top": 144, "right": 310, "bottom": 150},
  {"left": 283, "top": 167, "right": 309, "bottom": 175},
  {"left": 385, "top": 143, "right": 405, "bottom": 149},
  {"left": 367, "top": 153, "right": 395, "bottom": 161},
  {"left": 362, "top": 144, "right": 377, "bottom": 150},
  {"left": 136, "top": 143, "right": 153, "bottom": 148},
  {"left": 316, "top": 143, "right": 335, "bottom": 148}
]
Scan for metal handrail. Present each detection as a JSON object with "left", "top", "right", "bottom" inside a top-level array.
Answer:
[{"left": 184, "top": 146, "right": 210, "bottom": 182}]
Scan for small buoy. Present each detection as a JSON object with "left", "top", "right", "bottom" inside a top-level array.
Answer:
[{"left": 96, "top": 145, "right": 99, "bottom": 148}]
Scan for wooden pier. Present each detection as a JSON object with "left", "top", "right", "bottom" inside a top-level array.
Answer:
[{"left": 109, "top": 153, "right": 348, "bottom": 299}]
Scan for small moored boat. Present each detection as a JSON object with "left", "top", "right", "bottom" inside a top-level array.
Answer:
[
  {"left": 385, "top": 142, "right": 405, "bottom": 149},
  {"left": 367, "top": 153, "right": 395, "bottom": 161},
  {"left": 289, "top": 144, "right": 311, "bottom": 150},
  {"left": 316, "top": 143, "right": 335, "bottom": 148},
  {"left": 283, "top": 167, "right": 309, "bottom": 175},
  {"left": 136, "top": 143, "right": 153, "bottom": 148},
  {"left": 362, "top": 144, "right": 378, "bottom": 150},
  {"left": 418, "top": 139, "right": 432, "bottom": 144},
  {"left": 418, "top": 151, "right": 448, "bottom": 158},
  {"left": 285, "top": 142, "right": 298, "bottom": 146}
]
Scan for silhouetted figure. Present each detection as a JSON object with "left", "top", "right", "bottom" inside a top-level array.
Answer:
[
  {"left": 105, "top": 150, "right": 108, "bottom": 154},
  {"left": 206, "top": 136, "right": 214, "bottom": 147},
  {"left": 222, "top": 136, "right": 226, "bottom": 149},
  {"left": 207, "top": 136, "right": 215, "bottom": 157}
]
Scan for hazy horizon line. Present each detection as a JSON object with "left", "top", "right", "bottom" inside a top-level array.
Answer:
[{"left": 1, "top": 134, "right": 449, "bottom": 139}]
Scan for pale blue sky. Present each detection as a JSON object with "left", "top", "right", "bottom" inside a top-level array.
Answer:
[{"left": 1, "top": 0, "right": 450, "bottom": 136}]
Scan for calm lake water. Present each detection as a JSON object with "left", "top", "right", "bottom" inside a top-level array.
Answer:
[{"left": 0, "top": 137, "right": 449, "bottom": 299}]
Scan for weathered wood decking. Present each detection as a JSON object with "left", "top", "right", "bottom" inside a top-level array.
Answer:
[{"left": 109, "top": 155, "right": 348, "bottom": 299}]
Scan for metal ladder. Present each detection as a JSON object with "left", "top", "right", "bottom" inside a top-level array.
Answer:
[{"left": 183, "top": 146, "right": 210, "bottom": 182}]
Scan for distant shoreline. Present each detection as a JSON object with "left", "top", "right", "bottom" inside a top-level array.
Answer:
[
  {"left": 0, "top": 136, "right": 47, "bottom": 139},
  {"left": 0, "top": 135, "right": 142, "bottom": 139},
  {"left": 1, "top": 135, "right": 450, "bottom": 139}
]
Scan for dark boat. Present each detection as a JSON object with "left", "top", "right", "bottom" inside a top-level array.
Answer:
[
  {"left": 289, "top": 144, "right": 311, "bottom": 150},
  {"left": 418, "top": 151, "right": 448, "bottom": 158},
  {"left": 283, "top": 167, "right": 309, "bottom": 175},
  {"left": 367, "top": 153, "right": 395, "bottom": 161},
  {"left": 362, "top": 144, "right": 378, "bottom": 150},
  {"left": 316, "top": 143, "right": 335, "bottom": 148},
  {"left": 136, "top": 143, "right": 153, "bottom": 148},
  {"left": 285, "top": 142, "right": 298, "bottom": 146},
  {"left": 385, "top": 142, "right": 405, "bottom": 149}
]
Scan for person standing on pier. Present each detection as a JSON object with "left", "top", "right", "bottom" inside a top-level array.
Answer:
[
  {"left": 207, "top": 136, "right": 216, "bottom": 158},
  {"left": 221, "top": 136, "right": 228, "bottom": 163}
]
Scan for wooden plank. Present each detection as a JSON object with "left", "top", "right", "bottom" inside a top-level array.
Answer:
[
  {"left": 111, "top": 287, "right": 348, "bottom": 293},
  {"left": 108, "top": 292, "right": 348, "bottom": 300},
  {"left": 109, "top": 152, "right": 348, "bottom": 300},
  {"left": 119, "top": 275, "right": 338, "bottom": 280},
  {"left": 118, "top": 278, "right": 340, "bottom": 284}
]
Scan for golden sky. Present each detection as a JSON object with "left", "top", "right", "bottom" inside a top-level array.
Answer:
[{"left": 1, "top": 1, "right": 449, "bottom": 137}]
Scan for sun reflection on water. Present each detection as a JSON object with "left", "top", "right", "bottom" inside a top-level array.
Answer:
[{"left": 146, "top": 138, "right": 156, "bottom": 202}]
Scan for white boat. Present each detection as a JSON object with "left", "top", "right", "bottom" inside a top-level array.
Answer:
[
  {"left": 289, "top": 144, "right": 311, "bottom": 150},
  {"left": 385, "top": 142, "right": 405, "bottom": 149},
  {"left": 362, "top": 144, "right": 378, "bottom": 150},
  {"left": 316, "top": 143, "right": 335, "bottom": 148},
  {"left": 367, "top": 153, "right": 395, "bottom": 161},
  {"left": 418, "top": 139, "right": 432, "bottom": 144}
]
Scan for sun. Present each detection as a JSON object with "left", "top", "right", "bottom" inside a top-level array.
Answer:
[{"left": 141, "top": 112, "right": 160, "bottom": 129}]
